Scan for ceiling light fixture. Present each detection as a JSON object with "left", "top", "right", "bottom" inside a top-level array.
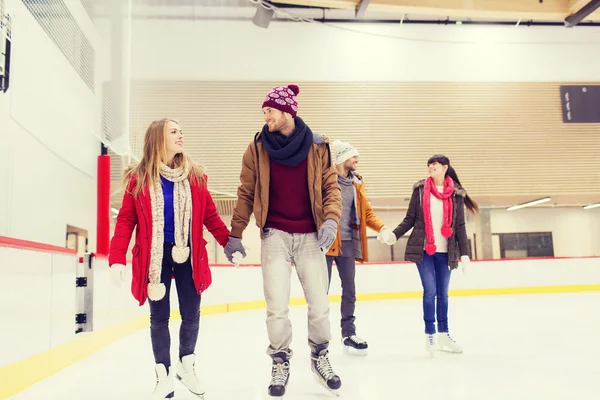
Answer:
[
  {"left": 583, "top": 203, "right": 600, "bottom": 210},
  {"left": 506, "top": 197, "right": 551, "bottom": 211}
]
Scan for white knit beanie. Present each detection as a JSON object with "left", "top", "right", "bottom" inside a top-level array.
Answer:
[{"left": 331, "top": 140, "right": 359, "bottom": 166}]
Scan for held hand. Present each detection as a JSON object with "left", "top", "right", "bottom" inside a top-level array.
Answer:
[
  {"left": 317, "top": 219, "right": 337, "bottom": 252},
  {"left": 224, "top": 236, "right": 246, "bottom": 264},
  {"left": 377, "top": 226, "right": 397, "bottom": 245},
  {"left": 231, "top": 251, "right": 244, "bottom": 268}
]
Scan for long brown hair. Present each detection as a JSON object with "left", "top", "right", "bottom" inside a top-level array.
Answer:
[
  {"left": 124, "top": 118, "right": 205, "bottom": 197},
  {"left": 427, "top": 154, "right": 479, "bottom": 214}
]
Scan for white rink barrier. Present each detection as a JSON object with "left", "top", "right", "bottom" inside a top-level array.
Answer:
[
  {"left": 203, "top": 257, "right": 600, "bottom": 306},
  {"left": 1, "top": 234, "right": 599, "bottom": 378},
  {"left": 0, "top": 240, "right": 78, "bottom": 368}
]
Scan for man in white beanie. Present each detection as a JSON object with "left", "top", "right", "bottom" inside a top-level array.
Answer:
[{"left": 326, "top": 140, "right": 396, "bottom": 355}]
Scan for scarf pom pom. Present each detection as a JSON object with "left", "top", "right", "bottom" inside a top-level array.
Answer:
[
  {"left": 172, "top": 246, "right": 190, "bottom": 264},
  {"left": 148, "top": 283, "right": 166, "bottom": 301},
  {"left": 424, "top": 243, "right": 437, "bottom": 255},
  {"left": 441, "top": 226, "right": 453, "bottom": 238}
]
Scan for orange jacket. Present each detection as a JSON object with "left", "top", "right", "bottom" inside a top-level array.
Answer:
[{"left": 326, "top": 173, "right": 384, "bottom": 262}]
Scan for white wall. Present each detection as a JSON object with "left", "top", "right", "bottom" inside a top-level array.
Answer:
[
  {"left": 595, "top": 210, "right": 600, "bottom": 253},
  {"left": 205, "top": 207, "right": 599, "bottom": 264},
  {"left": 204, "top": 212, "right": 411, "bottom": 265},
  {"left": 130, "top": 20, "right": 600, "bottom": 81},
  {"left": 0, "top": 0, "right": 101, "bottom": 248},
  {"left": 127, "top": 19, "right": 600, "bottom": 260},
  {"left": 205, "top": 215, "right": 267, "bottom": 265},
  {"left": 376, "top": 207, "right": 600, "bottom": 258},
  {"left": 0, "top": 93, "right": 10, "bottom": 235},
  {"left": 0, "top": 246, "right": 78, "bottom": 367},
  {"left": 90, "top": 256, "right": 148, "bottom": 331},
  {"left": 206, "top": 210, "right": 475, "bottom": 265},
  {"left": 491, "top": 208, "right": 600, "bottom": 257},
  {"left": 204, "top": 256, "right": 600, "bottom": 307}
]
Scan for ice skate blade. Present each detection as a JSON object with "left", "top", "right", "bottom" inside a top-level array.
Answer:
[
  {"left": 343, "top": 345, "right": 368, "bottom": 356},
  {"left": 312, "top": 373, "right": 341, "bottom": 397},
  {"left": 176, "top": 374, "right": 206, "bottom": 397},
  {"left": 439, "top": 347, "right": 463, "bottom": 354}
]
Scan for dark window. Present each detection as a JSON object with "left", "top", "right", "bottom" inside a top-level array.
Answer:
[{"left": 499, "top": 232, "right": 554, "bottom": 258}]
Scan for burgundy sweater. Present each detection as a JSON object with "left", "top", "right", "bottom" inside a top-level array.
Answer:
[{"left": 265, "top": 158, "right": 317, "bottom": 233}]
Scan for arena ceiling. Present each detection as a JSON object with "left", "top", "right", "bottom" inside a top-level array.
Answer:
[{"left": 93, "top": 0, "right": 600, "bottom": 26}]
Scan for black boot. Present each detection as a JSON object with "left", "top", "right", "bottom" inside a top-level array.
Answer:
[
  {"left": 310, "top": 343, "right": 341, "bottom": 395},
  {"left": 342, "top": 335, "right": 369, "bottom": 356},
  {"left": 268, "top": 352, "right": 290, "bottom": 397}
]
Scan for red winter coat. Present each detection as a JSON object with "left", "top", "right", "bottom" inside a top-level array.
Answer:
[{"left": 108, "top": 175, "right": 230, "bottom": 305}]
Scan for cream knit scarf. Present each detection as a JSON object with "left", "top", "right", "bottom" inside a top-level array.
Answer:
[{"left": 147, "top": 163, "right": 192, "bottom": 301}]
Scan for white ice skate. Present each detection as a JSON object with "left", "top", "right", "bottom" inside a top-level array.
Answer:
[
  {"left": 152, "top": 364, "right": 174, "bottom": 399},
  {"left": 425, "top": 333, "right": 437, "bottom": 357},
  {"left": 438, "top": 332, "right": 463, "bottom": 353},
  {"left": 176, "top": 354, "right": 205, "bottom": 398},
  {"left": 342, "top": 335, "right": 368, "bottom": 356}
]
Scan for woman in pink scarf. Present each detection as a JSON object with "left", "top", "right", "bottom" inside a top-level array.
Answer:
[{"left": 384, "top": 155, "right": 479, "bottom": 356}]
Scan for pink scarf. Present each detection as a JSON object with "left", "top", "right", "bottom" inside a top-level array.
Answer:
[{"left": 422, "top": 176, "right": 455, "bottom": 255}]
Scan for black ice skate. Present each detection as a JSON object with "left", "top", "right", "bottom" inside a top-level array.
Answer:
[
  {"left": 342, "top": 335, "right": 368, "bottom": 356},
  {"left": 268, "top": 352, "right": 290, "bottom": 397},
  {"left": 310, "top": 345, "right": 341, "bottom": 396}
]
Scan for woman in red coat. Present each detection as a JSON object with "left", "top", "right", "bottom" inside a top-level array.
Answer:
[{"left": 108, "top": 118, "right": 230, "bottom": 400}]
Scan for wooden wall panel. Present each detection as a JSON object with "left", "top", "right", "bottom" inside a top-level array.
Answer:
[{"left": 109, "top": 81, "right": 600, "bottom": 211}]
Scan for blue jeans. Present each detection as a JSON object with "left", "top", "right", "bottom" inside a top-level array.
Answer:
[{"left": 416, "top": 252, "right": 451, "bottom": 334}]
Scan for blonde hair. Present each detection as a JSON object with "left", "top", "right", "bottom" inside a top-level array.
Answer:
[{"left": 124, "top": 118, "right": 205, "bottom": 197}]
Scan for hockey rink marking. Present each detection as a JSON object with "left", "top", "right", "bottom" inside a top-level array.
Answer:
[{"left": 1, "top": 283, "right": 599, "bottom": 399}]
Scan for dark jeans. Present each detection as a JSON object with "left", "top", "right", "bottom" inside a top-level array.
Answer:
[
  {"left": 416, "top": 251, "right": 451, "bottom": 335},
  {"left": 326, "top": 241, "right": 356, "bottom": 338},
  {"left": 149, "top": 242, "right": 201, "bottom": 369}
]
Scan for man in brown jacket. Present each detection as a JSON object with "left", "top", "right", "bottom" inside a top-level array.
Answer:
[
  {"left": 326, "top": 140, "right": 395, "bottom": 356},
  {"left": 224, "top": 84, "right": 342, "bottom": 398}
]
